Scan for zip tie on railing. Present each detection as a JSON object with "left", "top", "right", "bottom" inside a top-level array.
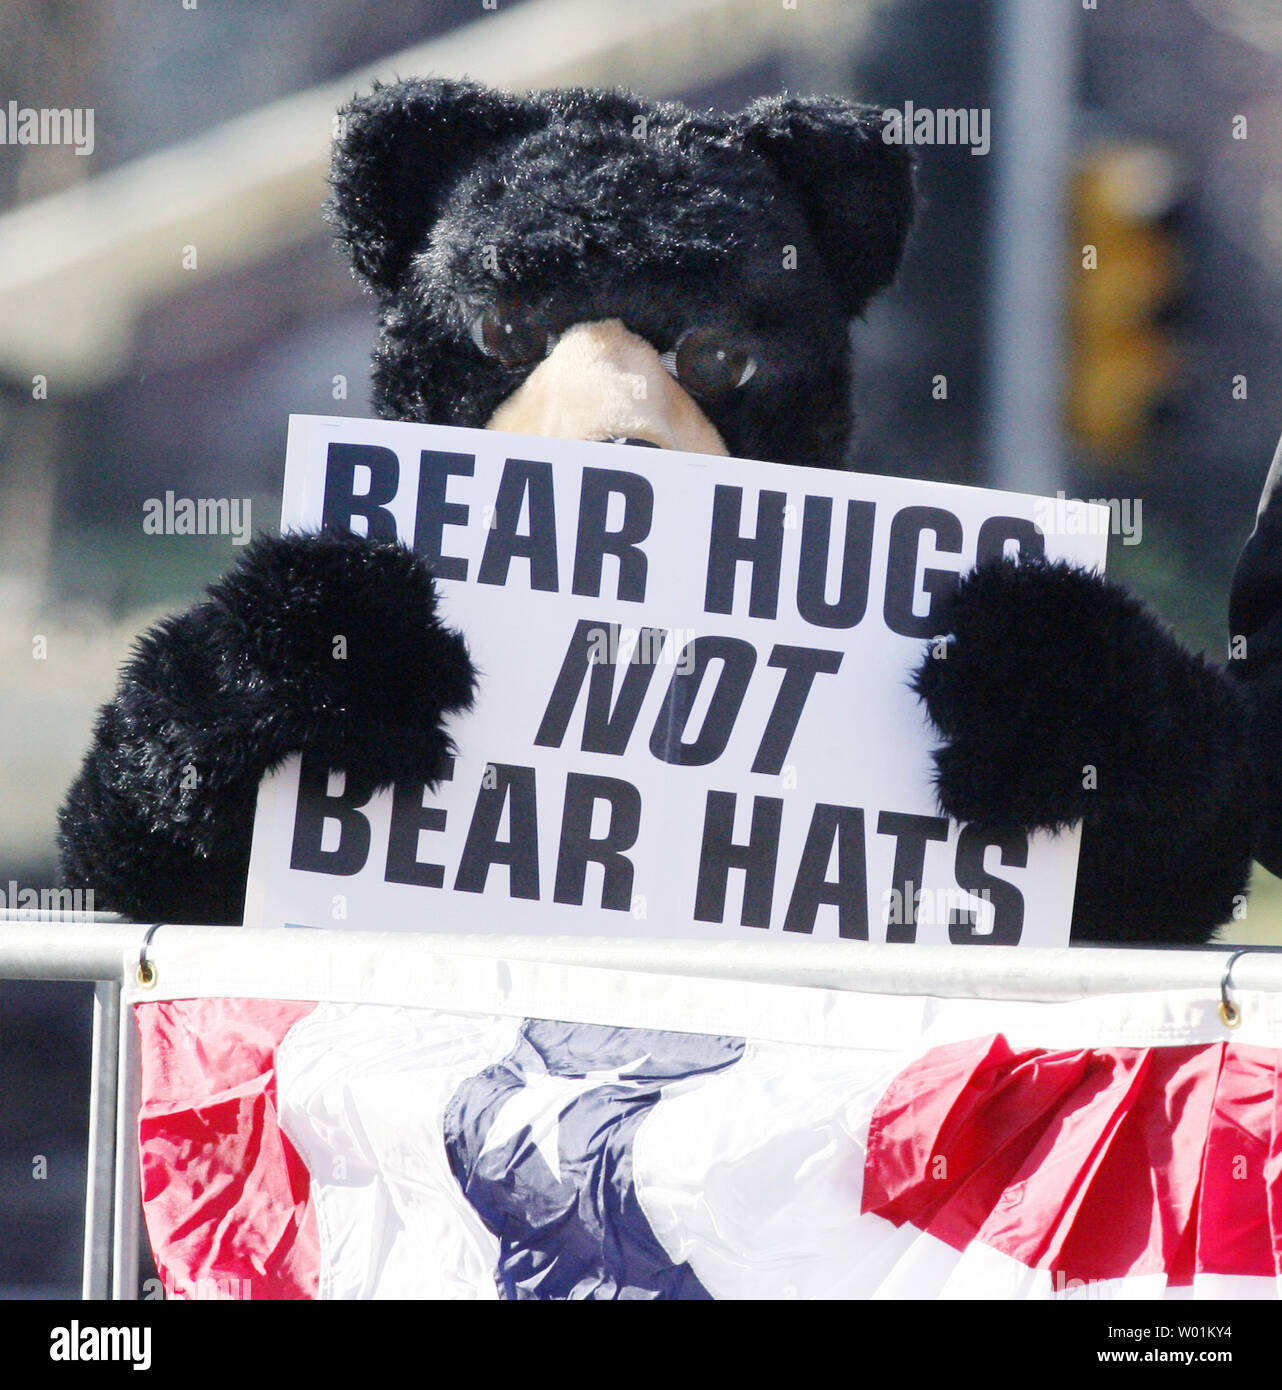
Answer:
[
  {"left": 1219, "top": 947, "right": 1267, "bottom": 1028},
  {"left": 136, "top": 923, "right": 163, "bottom": 989}
]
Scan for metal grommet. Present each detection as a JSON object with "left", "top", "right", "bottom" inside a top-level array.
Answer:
[
  {"left": 1219, "top": 947, "right": 1258, "bottom": 1030},
  {"left": 136, "top": 922, "right": 163, "bottom": 989}
]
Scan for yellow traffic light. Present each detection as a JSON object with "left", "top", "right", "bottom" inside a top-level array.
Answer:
[{"left": 1066, "top": 142, "right": 1183, "bottom": 460}]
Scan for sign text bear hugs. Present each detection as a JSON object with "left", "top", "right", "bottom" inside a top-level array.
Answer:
[{"left": 244, "top": 416, "right": 1108, "bottom": 946}]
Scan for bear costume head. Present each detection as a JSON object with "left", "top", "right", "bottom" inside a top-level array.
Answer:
[{"left": 327, "top": 79, "right": 914, "bottom": 467}]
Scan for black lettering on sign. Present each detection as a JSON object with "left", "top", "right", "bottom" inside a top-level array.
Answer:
[
  {"left": 650, "top": 636, "right": 756, "bottom": 766},
  {"left": 477, "top": 459, "right": 559, "bottom": 591},
  {"left": 949, "top": 824, "right": 1027, "bottom": 945},
  {"left": 454, "top": 763, "right": 540, "bottom": 898},
  {"left": 877, "top": 810, "right": 949, "bottom": 942},
  {"left": 289, "top": 751, "right": 376, "bottom": 876},
  {"left": 413, "top": 450, "right": 474, "bottom": 581},
  {"left": 796, "top": 497, "right": 876, "bottom": 629},
  {"left": 384, "top": 760, "right": 455, "bottom": 888},
  {"left": 552, "top": 773, "right": 642, "bottom": 910},
  {"left": 571, "top": 468, "right": 653, "bottom": 603},
  {"left": 535, "top": 619, "right": 666, "bottom": 754},
  {"left": 703, "top": 485, "right": 787, "bottom": 619},
  {"left": 693, "top": 791, "right": 782, "bottom": 928},
  {"left": 782, "top": 804, "right": 869, "bottom": 939},
  {"left": 321, "top": 442, "right": 401, "bottom": 540},
  {"left": 976, "top": 515, "right": 1045, "bottom": 568},
  {"left": 751, "top": 645, "right": 843, "bottom": 775},
  {"left": 883, "top": 505, "right": 963, "bottom": 639}
]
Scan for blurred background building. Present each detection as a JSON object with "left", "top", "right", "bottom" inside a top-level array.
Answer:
[{"left": 2, "top": 0, "right": 1281, "bottom": 1296}]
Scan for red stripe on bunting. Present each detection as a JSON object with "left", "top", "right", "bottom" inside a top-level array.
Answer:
[
  {"left": 863, "top": 1036, "right": 1281, "bottom": 1285},
  {"left": 135, "top": 998, "right": 321, "bottom": 1300}
]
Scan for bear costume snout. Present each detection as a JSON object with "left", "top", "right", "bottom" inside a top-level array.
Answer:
[{"left": 485, "top": 319, "right": 730, "bottom": 454}]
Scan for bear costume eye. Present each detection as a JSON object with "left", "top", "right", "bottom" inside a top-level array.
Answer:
[
  {"left": 659, "top": 328, "right": 758, "bottom": 399},
  {"left": 469, "top": 300, "right": 554, "bottom": 366}
]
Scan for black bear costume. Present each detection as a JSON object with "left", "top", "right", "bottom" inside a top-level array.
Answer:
[{"left": 57, "top": 78, "right": 1282, "bottom": 944}]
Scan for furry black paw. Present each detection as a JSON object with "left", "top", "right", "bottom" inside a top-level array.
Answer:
[
  {"left": 57, "top": 529, "right": 476, "bottom": 925},
  {"left": 204, "top": 527, "right": 476, "bottom": 788},
  {"left": 912, "top": 557, "right": 1245, "bottom": 843}
]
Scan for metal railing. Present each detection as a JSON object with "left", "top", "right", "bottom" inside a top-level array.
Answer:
[
  {"left": 5, "top": 910, "right": 1282, "bottom": 1300},
  {"left": 0, "top": 915, "right": 146, "bottom": 1298}
]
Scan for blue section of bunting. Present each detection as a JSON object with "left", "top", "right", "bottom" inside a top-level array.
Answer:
[{"left": 444, "top": 1019, "right": 745, "bottom": 1300}]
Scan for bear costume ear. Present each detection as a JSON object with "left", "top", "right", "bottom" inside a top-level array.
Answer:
[
  {"left": 328, "top": 77, "right": 546, "bottom": 298},
  {"left": 735, "top": 95, "right": 915, "bottom": 315}
]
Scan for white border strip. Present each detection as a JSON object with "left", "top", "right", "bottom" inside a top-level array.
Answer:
[{"left": 123, "top": 929, "right": 1282, "bottom": 1054}]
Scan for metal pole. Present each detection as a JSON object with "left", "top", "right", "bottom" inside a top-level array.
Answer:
[
  {"left": 110, "top": 991, "right": 142, "bottom": 1300},
  {"left": 0, "top": 916, "right": 142, "bottom": 979},
  {"left": 7, "top": 917, "right": 1282, "bottom": 999},
  {"left": 986, "top": 0, "right": 1079, "bottom": 494},
  {"left": 81, "top": 979, "right": 120, "bottom": 1299}
]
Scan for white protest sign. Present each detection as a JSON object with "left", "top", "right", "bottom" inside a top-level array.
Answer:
[{"left": 244, "top": 415, "right": 1109, "bottom": 946}]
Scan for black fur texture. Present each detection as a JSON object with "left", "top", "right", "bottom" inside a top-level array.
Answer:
[
  {"left": 58, "top": 76, "right": 1267, "bottom": 946},
  {"left": 328, "top": 79, "right": 914, "bottom": 469},
  {"left": 913, "top": 559, "right": 1253, "bottom": 943},
  {"left": 58, "top": 531, "right": 473, "bottom": 923}
]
